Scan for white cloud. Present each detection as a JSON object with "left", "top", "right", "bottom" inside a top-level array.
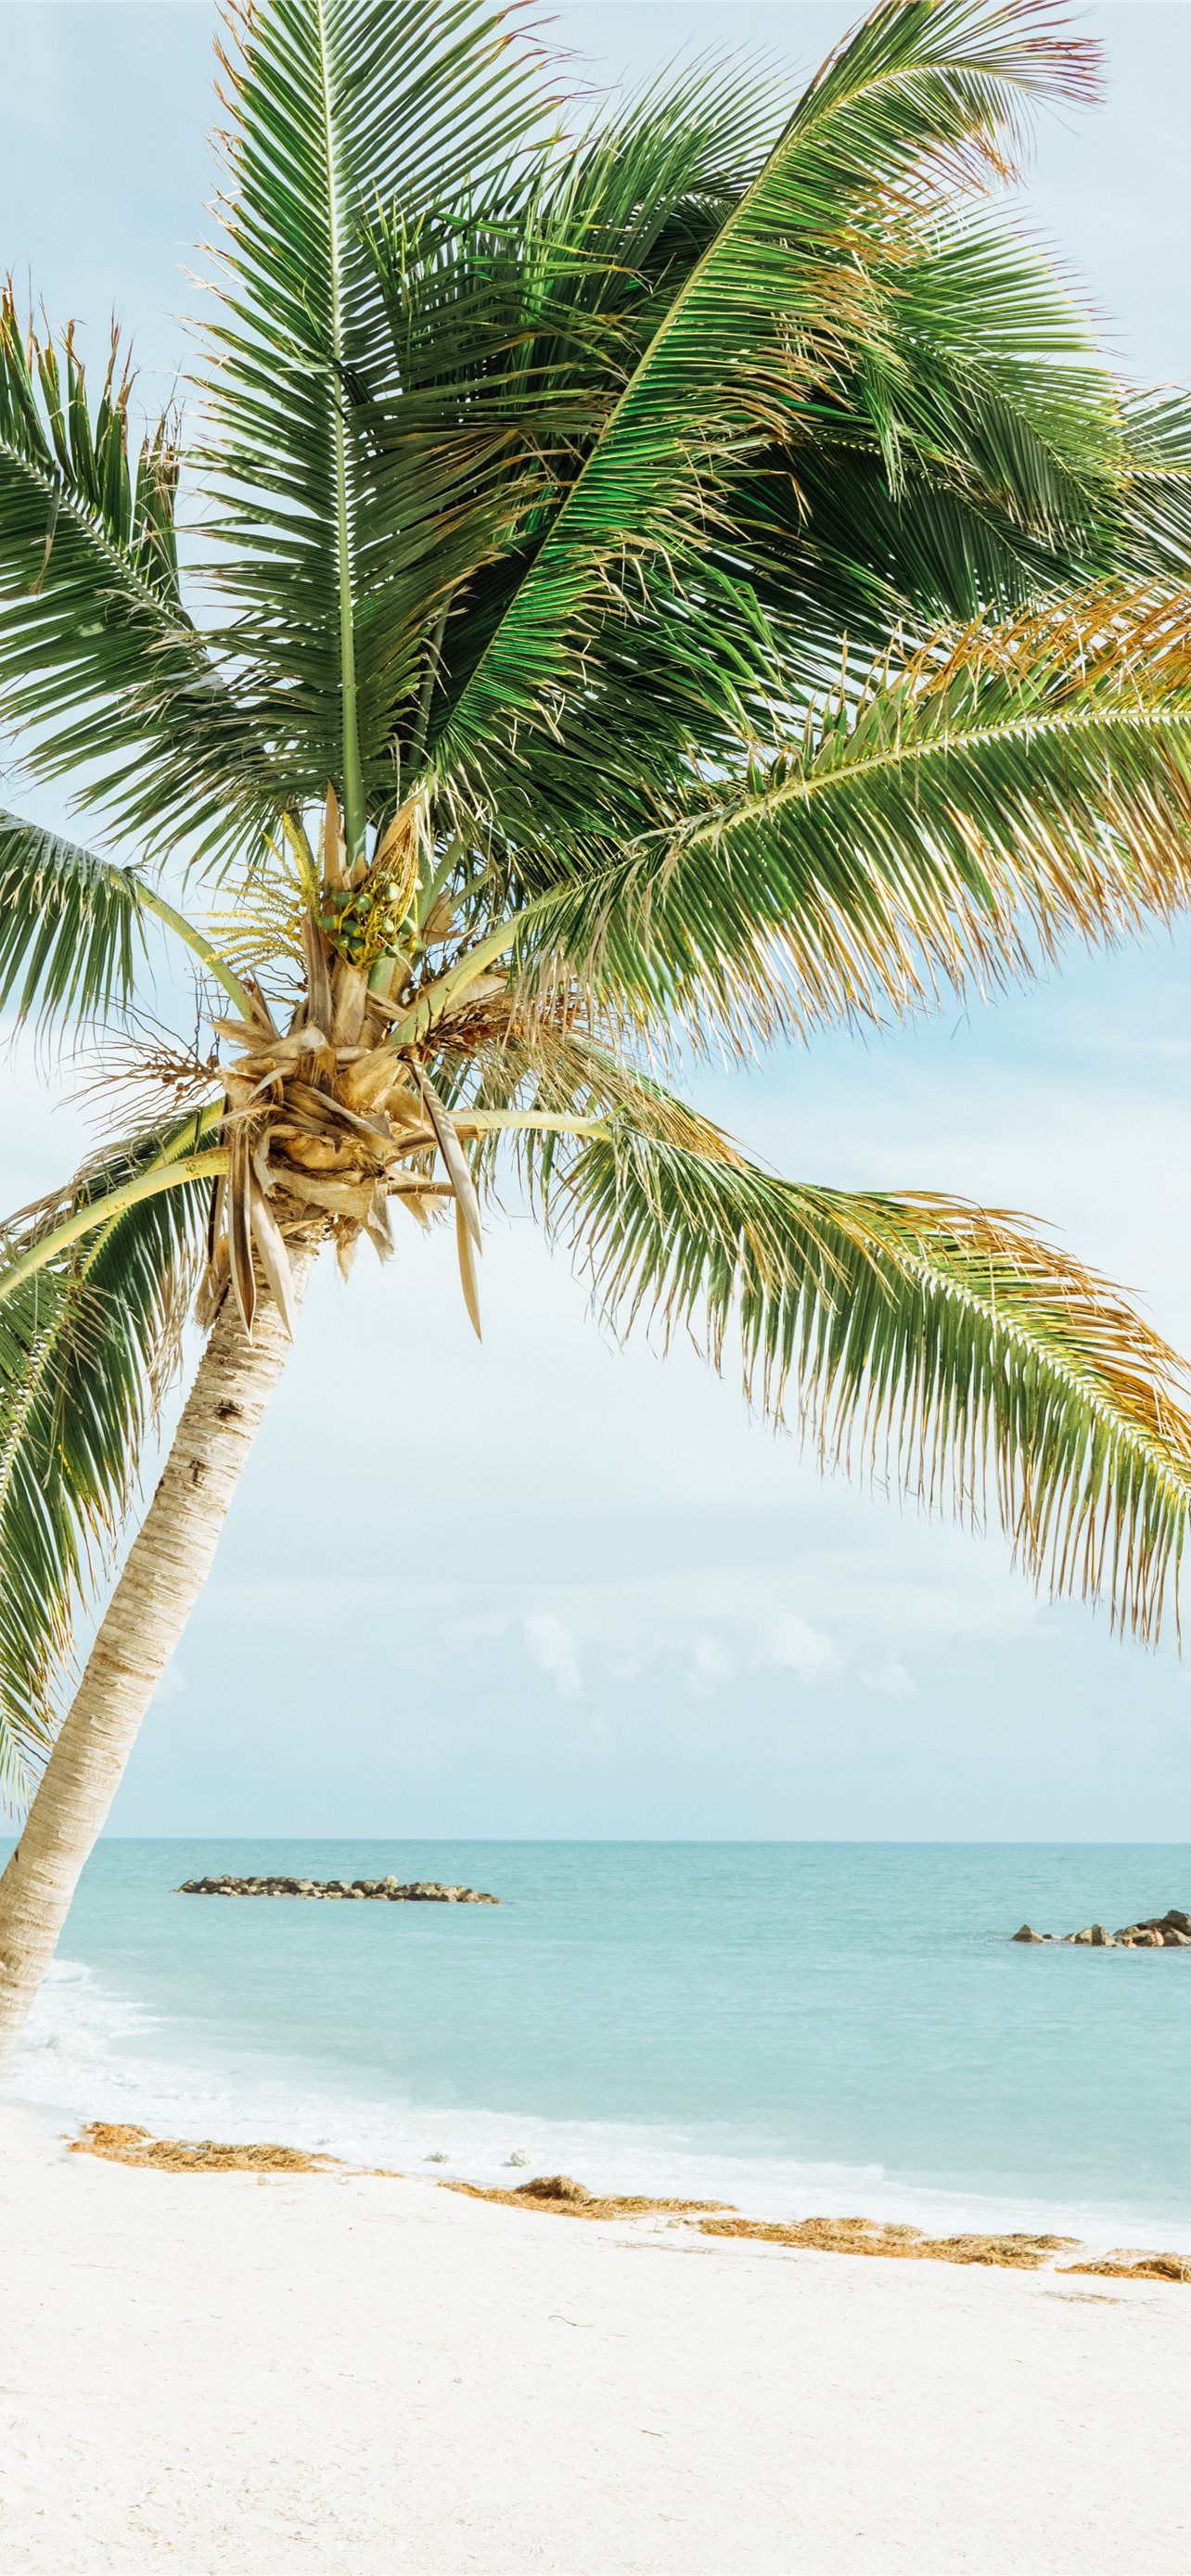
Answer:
[
  {"left": 864, "top": 1656, "right": 917, "bottom": 1703},
  {"left": 523, "top": 1613, "right": 583, "bottom": 1701},
  {"left": 689, "top": 1637, "right": 734, "bottom": 1699},
  {"left": 758, "top": 1613, "right": 840, "bottom": 1685}
]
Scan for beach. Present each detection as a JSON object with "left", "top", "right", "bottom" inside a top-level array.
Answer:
[
  {"left": 3, "top": 2103, "right": 1189, "bottom": 2576},
  {"left": 6, "top": 3, "right": 1191, "bottom": 2570}
]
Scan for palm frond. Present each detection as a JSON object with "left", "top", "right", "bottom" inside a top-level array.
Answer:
[
  {"left": 198, "top": 0, "right": 557, "bottom": 841},
  {"left": 435, "top": 0, "right": 1097, "bottom": 833},
  {"left": 719, "top": 209, "right": 1131, "bottom": 657},
  {"left": 548, "top": 1116, "right": 1191, "bottom": 1642},
  {"left": 361, "top": 62, "right": 773, "bottom": 784},
  {"left": 0, "top": 810, "right": 146, "bottom": 1032},
  {"left": 1110, "top": 389, "right": 1191, "bottom": 583},
  {"left": 0, "top": 294, "right": 267, "bottom": 852},
  {"left": 0, "top": 807, "right": 263, "bottom": 1034},
  {"left": 506, "top": 588, "right": 1191, "bottom": 1046},
  {"left": 201, "top": 823, "right": 313, "bottom": 988},
  {"left": 0, "top": 1118, "right": 215, "bottom": 1802}
]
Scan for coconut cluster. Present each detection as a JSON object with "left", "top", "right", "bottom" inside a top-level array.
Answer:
[{"left": 197, "top": 790, "right": 501, "bottom": 1337}]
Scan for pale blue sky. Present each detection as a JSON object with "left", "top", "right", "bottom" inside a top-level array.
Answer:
[{"left": 4, "top": 4, "right": 1191, "bottom": 1838}]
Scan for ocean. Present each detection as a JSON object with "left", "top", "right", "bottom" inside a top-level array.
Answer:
[{"left": 5, "top": 1839, "right": 1191, "bottom": 2248}]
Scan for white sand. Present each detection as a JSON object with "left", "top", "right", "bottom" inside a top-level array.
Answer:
[{"left": 2, "top": 2105, "right": 1189, "bottom": 2576}]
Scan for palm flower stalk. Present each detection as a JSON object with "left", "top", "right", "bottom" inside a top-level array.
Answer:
[{"left": 4, "top": 0, "right": 1191, "bottom": 2054}]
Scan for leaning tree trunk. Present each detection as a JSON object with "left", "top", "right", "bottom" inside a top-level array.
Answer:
[{"left": 0, "top": 1265, "right": 311, "bottom": 2067}]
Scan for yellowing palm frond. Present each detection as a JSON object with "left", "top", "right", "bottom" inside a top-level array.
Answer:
[
  {"left": 550, "top": 1117, "right": 1191, "bottom": 1643},
  {"left": 507, "top": 588, "right": 1191, "bottom": 1047}
]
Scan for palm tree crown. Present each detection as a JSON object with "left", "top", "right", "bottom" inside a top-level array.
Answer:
[{"left": 6, "top": 0, "right": 1191, "bottom": 1810}]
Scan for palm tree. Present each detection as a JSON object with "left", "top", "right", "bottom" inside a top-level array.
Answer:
[{"left": 4, "top": 0, "right": 1191, "bottom": 2059}]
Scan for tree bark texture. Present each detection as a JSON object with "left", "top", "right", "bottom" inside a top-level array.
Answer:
[{"left": 0, "top": 1269, "right": 310, "bottom": 2066}]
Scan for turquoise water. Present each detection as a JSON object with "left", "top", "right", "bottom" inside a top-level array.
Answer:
[{"left": 6, "top": 1840, "right": 1191, "bottom": 2245}]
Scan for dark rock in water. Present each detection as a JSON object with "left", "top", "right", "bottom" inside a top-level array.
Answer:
[
  {"left": 1013, "top": 1905, "right": 1191, "bottom": 1947},
  {"left": 176, "top": 1875, "right": 498, "bottom": 1904}
]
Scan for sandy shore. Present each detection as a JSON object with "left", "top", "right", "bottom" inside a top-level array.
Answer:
[{"left": 3, "top": 2106, "right": 1189, "bottom": 2576}]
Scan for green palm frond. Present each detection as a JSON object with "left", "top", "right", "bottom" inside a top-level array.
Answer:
[
  {"left": 0, "top": 808, "right": 260, "bottom": 1031},
  {"left": 200, "top": 0, "right": 556, "bottom": 843},
  {"left": 1111, "top": 390, "right": 1191, "bottom": 582},
  {"left": 0, "top": 810, "right": 146, "bottom": 1031},
  {"left": 832, "top": 209, "right": 1118, "bottom": 505},
  {"left": 0, "top": 1119, "right": 215, "bottom": 1799},
  {"left": 723, "top": 211, "right": 1131, "bottom": 655},
  {"left": 435, "top": 0, "right": 1097, "bottom": 832},
  {"left": 0, "top": 294, "right": 267, "bottom": 851},
  {"left": 361, "top": 64, "right": 773, "bottom": 779},
  {"left": 506, "top": 589, "right": 1191, "bottom": 1046},
  {"left": 547, "top": 1116, "right": 1191, "bottom": 1642}
]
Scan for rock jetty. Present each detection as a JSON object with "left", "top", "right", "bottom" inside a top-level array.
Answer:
[
  {"left": 176, "top": 1875, "right": 498, "bottom": 1903},
  {"left": 1012, "top": 1907, "right": 1191, "bottom": 1948}
]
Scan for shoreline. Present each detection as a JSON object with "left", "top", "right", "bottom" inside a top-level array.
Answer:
[
  {"left": 10, "top": 2047, "right": 1191, "bottom": 2263},
  {"left": 4, "top": 2098, "right": 1190, "bottom": 2575},
  {"left": 63, "top": 2114, "right": 1191, "bottom": 2284}
]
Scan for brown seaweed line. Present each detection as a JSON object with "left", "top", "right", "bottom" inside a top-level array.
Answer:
[{"left": 66, "top": 2126, "right": 1191, "bottom": 2282}]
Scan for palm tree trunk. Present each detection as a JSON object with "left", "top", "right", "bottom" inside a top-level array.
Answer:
[{"left": 0, "top": 1263, "right": 313, "bottom": 2067}]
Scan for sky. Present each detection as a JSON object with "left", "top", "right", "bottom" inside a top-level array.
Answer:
[{"left": 3, "top": 2, "right": 1191, "bottom": 1840}]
